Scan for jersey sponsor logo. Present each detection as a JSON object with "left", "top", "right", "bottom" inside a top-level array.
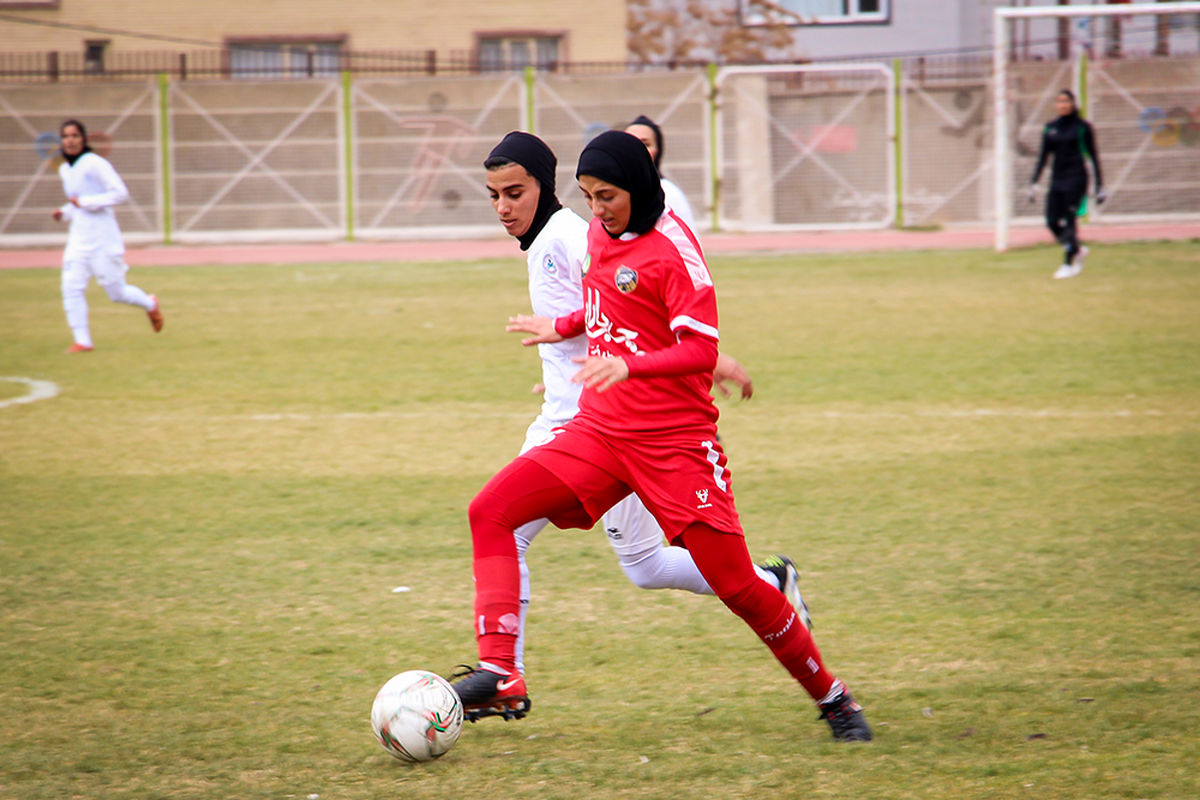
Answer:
[
  {"left": 585, "top": 286, "right": 641, "bottom": 354},
  {"left": 615, "top": 265, "right": 638, "bottom": 293},
  {"left": 606, "top": 526, "right": 624, "bottom": 540},
  {"left": 544, "top": 254, "right": 558, "bottom": 274}
]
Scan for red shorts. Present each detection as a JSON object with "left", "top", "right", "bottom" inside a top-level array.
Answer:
[{"left": 517, "top": 417, "right": 743, "bottom": 542}]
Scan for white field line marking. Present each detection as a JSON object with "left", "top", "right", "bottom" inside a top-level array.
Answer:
[
  {"left": 808, "top": 408, "right": 1178, "bottom": 420},
  {"left": 236, "top": 410, "right": 531, "bottom": 421},
  {"left": 0, "top": 377, "right": 60, "bottom": 409},
  {"left": 216, "top": 407, "right": 1189, "bottom": 423}
]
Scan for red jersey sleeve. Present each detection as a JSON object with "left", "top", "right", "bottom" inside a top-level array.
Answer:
[
  {"left": 554, "top": 308, "right": 585, "bottom": 338},
  {"left": 657, "top": 232, "right": 719, "bottom": 344},
  {"left": 623, "top": 330, "right": 717, "bottom": 378}
]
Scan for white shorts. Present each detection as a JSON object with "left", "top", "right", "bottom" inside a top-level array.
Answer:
[
  {"left": 519, "top": 414, "right": 667, "bottom": 558},
  {"left": 62, "top": 252, "right": 128, "bottom": 287}
]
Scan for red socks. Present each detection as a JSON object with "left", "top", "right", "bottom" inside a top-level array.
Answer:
[{"left": 679, "top": 522, "right": 837, "bottom": 702}]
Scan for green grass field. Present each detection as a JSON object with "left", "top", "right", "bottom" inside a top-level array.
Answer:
[{"left": 1, "top": 241, "right": 1198, "bottom": 800}]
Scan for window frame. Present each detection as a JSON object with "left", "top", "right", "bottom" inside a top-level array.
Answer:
[
  {"left": 474, "top": 30, "right": 566, "bottom": 72},
  {"left": 739, "top": 0, "right": 890, "bottom": 28},
  {"left": 225, "top": 34, "right": 346, "bottom": 79}
]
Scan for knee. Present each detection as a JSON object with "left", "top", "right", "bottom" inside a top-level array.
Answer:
[
  {"left": 715, "top": 574, "right": 762, "bottom": 607},
  {"left": 98, "top": 280, "right": 125, "bottom": 302},
  {"left": 618, "top": 549, "right": 670, "bottom": 590},
  {"left": 468, "top": 489, "right": 501, "bottom": 532}
]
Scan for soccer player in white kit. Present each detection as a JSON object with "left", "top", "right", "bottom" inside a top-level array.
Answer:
[
  {"left": 52, "top": 119, "right": 163, "bottom": 353},
  {"left": 479, "top": 131, "right": 807, "bottom": 682},
  {"left": 625, "top": 115, "right": 697, "bottom": 233}
]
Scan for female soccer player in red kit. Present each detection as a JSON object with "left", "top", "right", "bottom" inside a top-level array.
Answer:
[{"left": 452, "top": 130, "right": 872, "bottom": 741}]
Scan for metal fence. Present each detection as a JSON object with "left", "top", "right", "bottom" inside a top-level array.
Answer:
[{"left": 2, "top": 52, "right": 1197, "bottom": 246}]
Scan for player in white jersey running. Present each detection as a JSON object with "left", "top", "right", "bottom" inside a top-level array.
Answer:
[
  {"left": 52, "top": 119, "right": 163, "bottom": 353},
  {"left": 477, "top": 131, "right": 808, "bottom": 683}
]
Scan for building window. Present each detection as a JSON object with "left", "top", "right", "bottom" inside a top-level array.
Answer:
[
  {"left": 228, "top": 40, "right": 342, "bottom": 79},
  {"left": 477, "top": 35, "right": 561, "bottom": 71},
  {"left": 84, "top": 40, "right": 108, "bottom": 74},
  {"left": 741, "top": 0, "right": 888, "bottom": 26}
]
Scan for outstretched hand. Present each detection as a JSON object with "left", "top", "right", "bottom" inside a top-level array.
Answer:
[
  {"left": 713, "top": 353, "right": 754, "bottom": 400},
  {"left": 571, "top": 355, "right": 629, "bottom": 393},
  {"left": 506, "top": 314, "right": 562, "bottom": 347}
]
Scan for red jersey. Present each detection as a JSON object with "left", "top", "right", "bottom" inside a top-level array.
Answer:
[{"left": 560, "top": 210, "right": 720, "bottom": 435}]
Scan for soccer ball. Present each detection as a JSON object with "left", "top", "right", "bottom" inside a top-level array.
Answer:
[{"left": 370, "top": 670, "right": 464, "bottom": 762}]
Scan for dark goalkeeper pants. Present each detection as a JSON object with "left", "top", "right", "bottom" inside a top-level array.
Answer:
[{"left": 1045, "top": 184, "right": 1086, "bottom": 262}]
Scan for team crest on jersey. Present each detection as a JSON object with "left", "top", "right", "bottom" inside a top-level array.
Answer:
[
  {"left": 582, "top": 252, "right": 591, "bottom": 277},
  {"left": 615, "top": 266, "right": 638, "bottom": 293},
  {"left": 543, "top": 254, "right": 557, "bottom": 274}
]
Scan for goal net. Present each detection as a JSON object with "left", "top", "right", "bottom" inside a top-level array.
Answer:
[{"left": 994, "top": 2, "right": 1200, "bottom": 250}]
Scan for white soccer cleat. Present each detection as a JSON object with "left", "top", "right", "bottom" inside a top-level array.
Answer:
[
  {"left": 1053, "top": 263, "right": 1076, "bottom": 280},
  {"left": 1072, "top": 246, "right": 1089, "bottom": 276},
  {"left": 758, "top": 554, "right": 813, "bottom": 631}
]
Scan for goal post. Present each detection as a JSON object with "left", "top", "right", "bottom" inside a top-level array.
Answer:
[{"left": 993, "top": 2, "right": 1200, "bottom": 251}]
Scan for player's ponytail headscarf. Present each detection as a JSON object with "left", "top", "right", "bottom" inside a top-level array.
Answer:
[
  {"left": 576, "top": 130, "right": 665, "bottom": 238},
  {"left": 485, "top": 131, "right": 562, "bottom": 251},
  {"left": 59, "top": 119, "right": 93, "bottom": 167},
  {"left": 629, "top": 114, "right": 664, "bottom": 173}
]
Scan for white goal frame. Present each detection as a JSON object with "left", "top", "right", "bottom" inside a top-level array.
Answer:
[{"left": 993, "top": 1, "right": 1200, "bottom": 251}]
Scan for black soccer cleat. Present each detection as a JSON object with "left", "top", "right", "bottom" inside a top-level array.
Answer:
[
  {"left": 449, "top": 664, "right": 532, "bottom": 722},
  {"left": 818, "top": 691, "right": 874, "bottom": 742}
]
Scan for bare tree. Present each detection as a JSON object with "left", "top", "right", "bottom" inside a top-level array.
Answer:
[{"left": 627, "top": 0, "right": 798, "bottom": 65}]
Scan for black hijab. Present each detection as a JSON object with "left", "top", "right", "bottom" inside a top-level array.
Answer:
[
  {"left": 60, "top": 119, "right": 93, "bottom": 167},
  {"left": 485, "top": 131, "right": 562, "bottom": 251},
  {"left": 576, "top": 130, "right": 665, "bottom": 238},
  {"left": 628, "top": 114, "right": 664, "bottom": 173}
]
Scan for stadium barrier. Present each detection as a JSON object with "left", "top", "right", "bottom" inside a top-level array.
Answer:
[{"left": 2, "top": 52, "right": 1197, "bottom": 246}]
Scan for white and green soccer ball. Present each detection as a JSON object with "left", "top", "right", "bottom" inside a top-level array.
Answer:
[{"left": 370, "top": 670, "right": 464, "bottom": 762}]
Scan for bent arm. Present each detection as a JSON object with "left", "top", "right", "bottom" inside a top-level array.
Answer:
[
  {"left": 623, "top": 330, "right": 718, "bottom": 378},
  {"left": 76, "top": 157, "right": 129, "bottom": 211}
]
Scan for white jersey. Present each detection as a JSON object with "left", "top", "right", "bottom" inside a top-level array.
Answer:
[
  {"left": 526, "top": 207, "right": 589, "bottom": 423},
  {"left": 661, "top": 176, "right": 696, "bottom": 233},
  {"left": 58, "top": 151, "right": 129, "bottom": 259}
]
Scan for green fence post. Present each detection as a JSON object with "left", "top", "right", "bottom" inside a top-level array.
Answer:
[
  {"left": 158, "top": 72, "right": 172, "bottom": 245},
  {"left": 524, "top": 65, "right": 536, "bottom": 133},
  {"left": 893, "top": 57, "right": 904, "bottom": 230},
  {"left": 342, "top": 70, "right": 355, "bottom": 241}
]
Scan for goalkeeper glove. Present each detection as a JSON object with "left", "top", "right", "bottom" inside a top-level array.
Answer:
[
  {"left": 1026, "top": 184, "right": 1037, "bottom": 204},
  {"left": 1096, "top": 186, "right": 1108, "bottom": 206}
]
